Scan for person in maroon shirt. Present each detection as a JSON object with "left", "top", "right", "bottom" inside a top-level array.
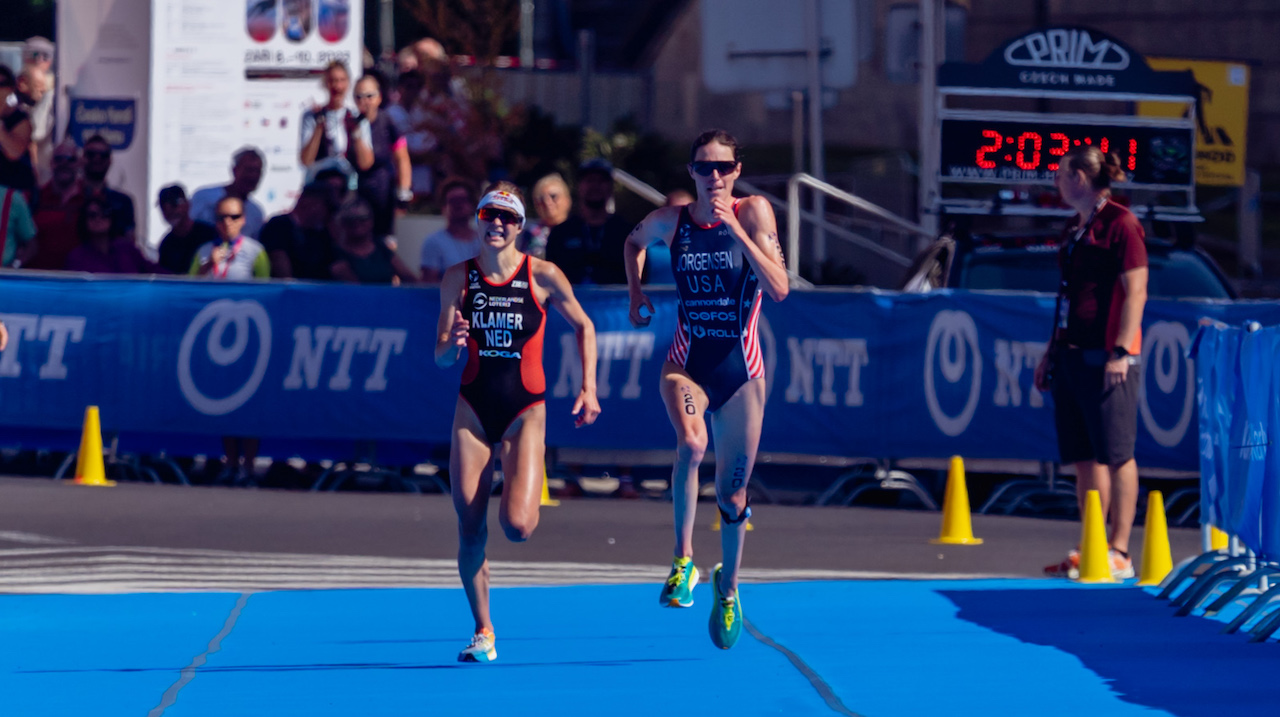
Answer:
[
  {"left": 1034, "top": 146, "right": 1148, "bottom": 581},
  {"left": 65, "top": 197, "right": 164, "bottom": 274},
  {"left": 27, "top": 141, "right": 84, "bottom": 270}
]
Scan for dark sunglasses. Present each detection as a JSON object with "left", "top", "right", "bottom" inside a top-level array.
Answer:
[
  {"left": 477, "top": 207, "right": 522, "bottom": 225},
  {"left": 690, "top": 160, "right": 738, "bottom": 177},
  {"left": 215, "top": 213, "right": 244, "bottom": 221},
  {"left": 52, "top": 155, "right": 77, "bottom": 164},
  {"left": 355, "top": 92, "right": 378, "bottom": 100},
  {"left": 84, "top": 150, "right": 111, "bottom": 159}
]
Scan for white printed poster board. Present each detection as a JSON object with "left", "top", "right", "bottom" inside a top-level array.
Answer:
[{"left": 59, "top": 0, "right": 363, "bottom": 250}]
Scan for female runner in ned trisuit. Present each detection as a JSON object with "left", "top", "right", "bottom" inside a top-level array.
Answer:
[
  {"left": 435, "top": 182, "right": 602, "bottom": 663},
  {"left": 623, "top": 130, "right": 789, "bottom": 649}
]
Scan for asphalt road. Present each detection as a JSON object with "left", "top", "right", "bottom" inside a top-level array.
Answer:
[{"left": 0, "top": 476, "right": 1204, "bottom": 578}]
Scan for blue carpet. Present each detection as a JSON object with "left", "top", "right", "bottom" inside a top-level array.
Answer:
[{"left": 3, "top": 580, "right": 1276, "bottom": 716}]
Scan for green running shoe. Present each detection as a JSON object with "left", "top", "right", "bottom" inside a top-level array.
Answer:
[
  {"left": 709, "top": 563, "right": 743, "bottom": 649},
  {"left": 659, "top": 556, "right": 700, "bottom": 607}
]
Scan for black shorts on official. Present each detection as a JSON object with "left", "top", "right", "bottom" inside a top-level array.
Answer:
[{"left": 1051, "top": 349, "right": 1140, "bottom": 467}]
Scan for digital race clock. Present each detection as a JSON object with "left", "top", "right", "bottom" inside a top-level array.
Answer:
[{"left": 939, "top": 118, "right": 1194, "bottom": 189}]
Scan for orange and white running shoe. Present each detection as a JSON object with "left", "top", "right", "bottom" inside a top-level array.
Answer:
[
  {"left": 1044, "top": 549, "right": 1080, "bottom": 579},
  {"left": 1109, "top": 549, "right": 1135, "bottom": 580},
  {"left": 458, "top": 628, "right": 497, "bottom": 663}
]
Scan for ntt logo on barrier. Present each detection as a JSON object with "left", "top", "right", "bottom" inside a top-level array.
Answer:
[
  {"left": 1139, "top": 321, "right": 1195, "bottom": 448},
  {"left": 178, "top": 300, "right": 273, "bottom": 416},
  {"left": 924, "top": 310, "right": 983, "bottom": 437}
]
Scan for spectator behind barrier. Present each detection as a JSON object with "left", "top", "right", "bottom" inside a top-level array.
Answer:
[
  {"left": 27, "top": 140, "right": 83, "bottom": 270},
  {"left": 385, "top": 67, "right": 438, "bottom": 199},
  {"left": 80, "top": 135, "right": 137, "bottom": 243},
  {"left": 189, "top": 147, "right": 267, "bottom": 239},
  {"left": 521, "top": 173, "right": 571, "bottom": 259},
  {"left": 190, "top": 196, "right": 270, "bottom": 280},
  {"left": 331, "top": 196, "right": 419, "bottom": 285},
  {"left": 0, "top": 65, "right": 37, "bottom": 198},
  {"left": 545, "top": 158, "right": 633, "bottom": 285},
  {"left": 1035, "top": 145, "right": 1149, "bottom": 581},
  {"left": 194, "top": 195, "right": 269, "bottom": 486},
  {"left": 351, "top": 74, "right": 412, "bottom": 239},
  {"left": 0, "top": 184, "right": 35, "bottom": 268},
  {"left": 156, "top": 184, "right": 218, "bottom": 276},
  {"left": 21, "top": 36, "right": 56, "bottom": 185},
  {"left": 261, "top": 182, "right": 337, "bottom": 280},
  {"left": 65, "top": 196, "right": 162, "bottom": 274},
  {"left": 419, "top": 176, "right": 480, "bottom": 283},
  {"left": 300, "top": 61, "right": 356, "bottom": 168}
]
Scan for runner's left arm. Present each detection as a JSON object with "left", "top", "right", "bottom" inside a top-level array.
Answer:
[
  {"left": 712, "top": 195, "right": 789, "bottom": 302},
  {"left": 537, "top": 260, "right": 601, "bottom": 427}
]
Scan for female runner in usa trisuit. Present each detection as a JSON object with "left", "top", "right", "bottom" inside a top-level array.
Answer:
[
  {"left": 436, "top": 182, "right": 601, "bottom": 663},
  {"left": 623, "top": 130, "right": 789, "bottom": 649}
]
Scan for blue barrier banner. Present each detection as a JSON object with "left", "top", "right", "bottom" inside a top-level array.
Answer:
[
  {"left": 4, "top": 273, "right": 1280, "bottom": 470},
  {"left": 1192, "top": 322, "right": 1280, "bottom": 558}
]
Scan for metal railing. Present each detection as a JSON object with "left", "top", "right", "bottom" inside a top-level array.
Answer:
[{"left": 786, "top": 173, "right": 934, "bottom": 278}]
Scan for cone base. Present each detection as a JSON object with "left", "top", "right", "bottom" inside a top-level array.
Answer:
[
  {"left": 1075, "top": 576, "right": 1117, "bottom": 584},
  {"left": 540, "top": 497, "right": 561, "bottom": 507},
  {"left": 73, "top": 477, "right": 116, "bottom": 487},
  {"left": 1135, "top": 578, "right": 1163, "bottom": 586},
  {"left": 931, "top": 537, "right": 984, "bottom": 545}
]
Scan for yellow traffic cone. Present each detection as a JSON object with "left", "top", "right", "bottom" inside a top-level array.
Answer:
[
  {"left": 540, "top": 467, "right": 559, "bottom": 507},
  {"left": 931, "top": 455, "right": 983, "bottom": 545},
  {"left": 73, "top": 406, "right": 115, "bottom": 487},
  {"left": 1210, "top": 525, "right": 1229, "bottom": 551},
  {"left": 1137, "top": 490, "right": 1173, "bottom": 586},
  {"left": 1076, "top": 489, "right": 1115, "bottom": 583}
]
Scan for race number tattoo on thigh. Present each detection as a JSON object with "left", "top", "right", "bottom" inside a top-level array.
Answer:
[{"left": 681, "top": 385, "right": 696, "bottom": 415}]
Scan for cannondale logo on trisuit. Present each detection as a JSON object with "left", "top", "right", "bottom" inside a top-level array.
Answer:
[
  {"left": 924, "top": 310, "right": 983, "bottom": 437},
  {"left": 1139, "top": 321, "right": 1194, "bottom": 448},
  {"left": 178, "top": 300, "right": 272, "bottom": 416}
]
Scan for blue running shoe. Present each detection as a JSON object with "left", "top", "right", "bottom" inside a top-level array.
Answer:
[
  {"left": 709, "top": 563, "right": 743, "bottom": 649},
  {"left": 458, "top": 629, "right": 497, "bottom": 663},
  {"left": 659, "top": 556, "right": 700, "bottom": 607}
]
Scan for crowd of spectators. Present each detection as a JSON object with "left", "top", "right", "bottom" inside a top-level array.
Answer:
[{"left": 1, "top": 36, "right": 680, "bottom": 487}]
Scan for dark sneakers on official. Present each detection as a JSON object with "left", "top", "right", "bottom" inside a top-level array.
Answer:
[
  {"left": 1044, "top": 549, "right": 1080, "bottom": 579},
  {"left": 458, "top": 628, "right": 497, "bottom": 663},
  {"left": 659, "top": 556, "right": 700, "bottom": 607},
  {"left": 709, "top": 563, "right": 743, "bottom": 649}
]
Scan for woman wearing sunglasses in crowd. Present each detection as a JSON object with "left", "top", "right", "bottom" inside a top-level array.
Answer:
[
  {"left": 66, "top": 196, "right": 164, "bottom": 275},
  {"left": 622, "top": 129, "right": 789, "bottom": 650},
  {"left": 435, "top": 182, "right": 601, "bottom": 664},
  {"left": 350, "top": 75, "right": 412, "bottom": 240}
]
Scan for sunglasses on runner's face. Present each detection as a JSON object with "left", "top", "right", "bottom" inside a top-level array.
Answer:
[
  {"left": 477, "top": 207, "right": 522, "bottom": 225},
  {"left": 216, "top": 213, "right": 244, "bottom": 222},
  {"left": 690, "top": 160, "right": 738, "bottom": 177},
  {"left": 355, "top": 92, "right": 378, "bottom": 100}
]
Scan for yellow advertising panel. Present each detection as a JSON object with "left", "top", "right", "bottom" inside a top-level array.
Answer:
[{"left": 1138, "top": 58, "right": 1250, "bottom": 186}]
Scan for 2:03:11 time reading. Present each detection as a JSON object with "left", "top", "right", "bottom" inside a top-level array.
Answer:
[
  {"left": 938, "top": 119, "right": 1193, "bottom": 187},
  {"left": 976, "top": 130, "right": 1135, "bottom": 172}
]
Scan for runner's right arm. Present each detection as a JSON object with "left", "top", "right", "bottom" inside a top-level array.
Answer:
[
  {"left": 435, "top": 263, "right": 469, "bottom": 368},
  {"left": 624, "top": 206, "right": 679, "bottom": 327}
]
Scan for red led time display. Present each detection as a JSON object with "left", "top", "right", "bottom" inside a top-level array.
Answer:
[{"left": 939, "top": 119, "right": 1193, "bottom": 188}]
